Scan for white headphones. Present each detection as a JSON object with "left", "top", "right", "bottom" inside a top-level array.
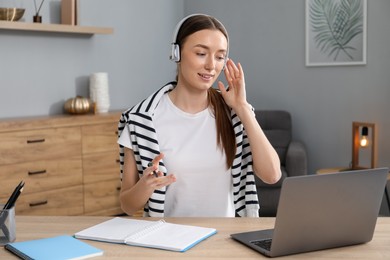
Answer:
[{"left": 169, "top": 14, "right": 229, "bottom": 64}]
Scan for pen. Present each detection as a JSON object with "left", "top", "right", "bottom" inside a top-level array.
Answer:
[
  {"left": 0, "top": 180, "right": 24, "bottom": 238},
  {"left": 148, "top": 162, "right": 159, "bottom": 178},
  {"left": 3, "top": 181, "right": 25, "bottom": 210}
]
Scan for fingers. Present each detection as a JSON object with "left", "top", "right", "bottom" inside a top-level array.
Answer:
[
  {"left": 144, "top": 172, "right": 176, "bottom": 190},
  {"left": 143, "top": 153, "right": 177, "bottom": 189},
  {"left": 227, "top": 59, "right": 243, "bottom": 79},
  {"left": 218, "top": 81, "right": 227, "bottom": 94},
  {"left": 151, "top": 153, "right": 164, "bottom": 166},
  {"left": 147, "top": 164, "right": 158, "bottom": 177},
  {"left": 223, "top": 60, "right": 232, "bottom": 83},
  {"left": 224, "top": 59, "right": 244, "bottom": 86},
  {"left": 151, "top": 174, "right": 177, "bottom": 190},
  {"left": 147, "top": 153, "right": 164, "bottom": 177},
  {"left": 237, "top": 62, "right": 244, "bottom": 79}
]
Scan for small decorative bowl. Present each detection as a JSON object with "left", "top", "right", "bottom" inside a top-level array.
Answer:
[{"left": 0, "top": 8, "right": 25, "bottom": 21}]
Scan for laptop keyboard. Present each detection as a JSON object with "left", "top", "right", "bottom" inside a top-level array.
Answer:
[{"left": 250, "top": 239, "right": 273, "bottom": 251}]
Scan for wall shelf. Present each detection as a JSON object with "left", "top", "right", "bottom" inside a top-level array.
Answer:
[{"left": 0, "top": 21, "right": 113, "bottom": 35}]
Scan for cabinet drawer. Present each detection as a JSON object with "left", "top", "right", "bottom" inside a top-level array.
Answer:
[
  {"left": 82, "top": 123, "right": 118, "bottom": 154},
  {"left": 84, "top": 179, "right": 121, "bottom": 214},
  {"left": 0, "top": 158, "right": 82, "bottom": 198},
  {"left": 83, "top": 152, "right": 120, "bottom": 184},
  {"left": 0, "top": 127, "right": 81, "bottom": 165},
  {"left": 16, "top": 185, "right": 84, "bottom": 216}
]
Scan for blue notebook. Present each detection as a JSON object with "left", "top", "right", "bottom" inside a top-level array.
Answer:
[{"left": 5, "top": 235, "right": 103, "bottom": 260}]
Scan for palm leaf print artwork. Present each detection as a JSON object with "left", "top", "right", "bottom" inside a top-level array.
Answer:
[{"left": 309, "top": 0, "right": 364, "bottom": 61}]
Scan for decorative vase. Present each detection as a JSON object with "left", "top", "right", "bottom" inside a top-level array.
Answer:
[
  {"left": 33, "top": 15, "right": 41, "bottom": 23},
  {"left": 89, "top": 72, "right": 110, "bottom": 113}
]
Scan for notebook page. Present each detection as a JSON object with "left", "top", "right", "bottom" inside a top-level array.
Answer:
[
  {"left": 75, "top": 217, "right": 156, "bottom": 243},
  {"left": 124, "top": 222, "right": 217, "bottom": 252}
]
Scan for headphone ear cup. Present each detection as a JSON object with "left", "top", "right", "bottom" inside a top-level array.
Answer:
[{"left": 170, "top": 44, "right": 180, "bottom": 62}]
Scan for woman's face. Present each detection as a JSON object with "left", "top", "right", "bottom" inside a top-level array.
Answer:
[{"left": 178, "top": 29, "right": 228, "bottom": 92}]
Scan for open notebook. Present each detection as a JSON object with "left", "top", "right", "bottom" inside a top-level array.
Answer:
[{"left": 75, "top": 217, "right": 216, "bottom": 252}]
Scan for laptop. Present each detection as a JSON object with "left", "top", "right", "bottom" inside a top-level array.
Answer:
[{"left": 231, "top": 167, "right": 389, "bottom": 257}]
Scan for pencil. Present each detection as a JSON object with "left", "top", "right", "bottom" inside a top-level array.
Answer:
[{"left": 148, "top": 162, "right": 159, "bottom": 178}]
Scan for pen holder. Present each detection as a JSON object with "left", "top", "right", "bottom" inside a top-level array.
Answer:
[{"left": 0, "top": 205, "right": 16, "bottom": 246}]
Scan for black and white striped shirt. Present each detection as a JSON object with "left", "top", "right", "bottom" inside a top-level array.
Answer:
[{"left": 117, "top": 82, "right": 260, "bottom": 217}]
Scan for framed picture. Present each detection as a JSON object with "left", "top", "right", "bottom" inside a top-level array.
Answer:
[{"left": 305, "top": 0, "right": 367, "bottom": 67}]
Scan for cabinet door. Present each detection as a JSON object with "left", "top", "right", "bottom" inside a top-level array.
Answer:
[
  {"left": 16, "top": 185, "right": 84, "bottom": 216},
  {"left": 83, "top": 179, "right": 122, "bottom": 215},
  {"left": 83, "top": 152, "right": 120, "bottom": 184},
  {"left": 81, "top": 123, "right": 118, "bottom": 154},
  {"left": 0, "top": 127, "right": 81, "bottom": 165}
]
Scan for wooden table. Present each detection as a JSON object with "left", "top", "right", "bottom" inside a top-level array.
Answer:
[{"left": 1, "top": 216, "right": 390, "bottom": 259}]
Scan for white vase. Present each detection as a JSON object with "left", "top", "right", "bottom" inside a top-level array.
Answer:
[{"left": 89, "top": 72, "right": 110, "bottom": 113}]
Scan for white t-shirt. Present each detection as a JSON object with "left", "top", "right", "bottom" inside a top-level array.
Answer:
[{"left": 118, "top": 94, "right": 235, "bottom": 217}]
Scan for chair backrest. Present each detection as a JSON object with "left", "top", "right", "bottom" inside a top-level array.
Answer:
[{"left": 254, "top": 110, "right": 292, "bottom": 165}]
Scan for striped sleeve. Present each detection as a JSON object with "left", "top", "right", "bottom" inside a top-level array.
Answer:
[
  {"left": 117, "top": 83, "right": 175, "bottom": 217},
  {"left": 231, "top": 111, "right": 260, "bottom": 217}
]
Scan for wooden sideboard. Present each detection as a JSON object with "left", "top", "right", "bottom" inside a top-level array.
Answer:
[{"left": 0, "top": 111, "right": 123, "bottom": 216}]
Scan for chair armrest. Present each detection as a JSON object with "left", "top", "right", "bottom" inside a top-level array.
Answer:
[{"left": 285, "top": 141, "right": 308, "bottom": 177}]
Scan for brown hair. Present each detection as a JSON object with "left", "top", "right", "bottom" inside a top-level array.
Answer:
[{"left": 175, "top": 15, "right": 236, "bottom": 169}]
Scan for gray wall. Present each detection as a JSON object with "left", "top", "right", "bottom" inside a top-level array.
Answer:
[
  {"left": 185, "top": 0, "right": 390, "bottom": 174},
  {"left": 1, "top": 0, "right": 389, "bottom": 174},
  {"left": 0, "top": 0, "right": 183, "bottom": 117}
]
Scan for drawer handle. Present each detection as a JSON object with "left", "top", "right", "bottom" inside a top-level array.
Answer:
[
  {"left": 116, "top": 159, "right": 120, "bottom": 163},
  {"left": 27, "top": 138, "right": 45, "bottom": 144},
  {"left": 28, "top": 170, "right": 47, "bottom": 175},
  {"left": 29, "top": 200, "right": 48, "bottom": 207},
  {"left": 115, "top": 131, "right": 119, "bottom": 135},
  {"left": 117, "top": 187, "right": 121, "bottom": 191}
]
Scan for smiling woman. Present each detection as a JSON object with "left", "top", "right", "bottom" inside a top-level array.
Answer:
[
  {"left": 175, "top": 29, "right": 228, "bottom": 98},
  {"left": 117, "top": 14, "right": 281, "bottom": 219}
]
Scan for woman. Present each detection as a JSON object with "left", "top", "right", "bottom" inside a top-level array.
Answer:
[{"left": 118, "top": 14, "right": 281, "bottom": 218}]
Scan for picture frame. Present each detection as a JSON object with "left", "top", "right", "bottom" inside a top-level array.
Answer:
[{"left": 305, "top": 0, "right": 367, "bottom": 67}]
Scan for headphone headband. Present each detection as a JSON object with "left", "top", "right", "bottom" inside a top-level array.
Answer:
[{"left": 169, "top": 13, "right": 229, "bottom": 64}]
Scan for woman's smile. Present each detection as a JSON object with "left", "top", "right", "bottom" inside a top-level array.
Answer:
[{"left": 198, "top": 73, "right": 214, "bottom": 81}]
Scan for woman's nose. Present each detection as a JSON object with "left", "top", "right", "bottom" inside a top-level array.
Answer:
[{"left": 205, "top": 56, "right": 216, "bottom": 70}]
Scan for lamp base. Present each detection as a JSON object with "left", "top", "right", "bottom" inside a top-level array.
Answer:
[{"left": 352, "top": 121, "right": 376, "bottom": 170}]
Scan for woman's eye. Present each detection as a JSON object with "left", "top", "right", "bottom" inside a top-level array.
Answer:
[{"left": 196, "top": 53, "right": 206, "bottom": 56}]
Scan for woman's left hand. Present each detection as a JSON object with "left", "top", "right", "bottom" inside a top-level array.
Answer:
[{"left": 218, "top": 58, "right": 248, "bottom": 110}]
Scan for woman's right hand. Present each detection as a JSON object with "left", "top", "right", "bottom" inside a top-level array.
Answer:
[
  {"left": 120, "top": 149, "right": 176, "bottom": 215},
  {"left": 140, "top": 153, "right": 177, "bottom": 190}
]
